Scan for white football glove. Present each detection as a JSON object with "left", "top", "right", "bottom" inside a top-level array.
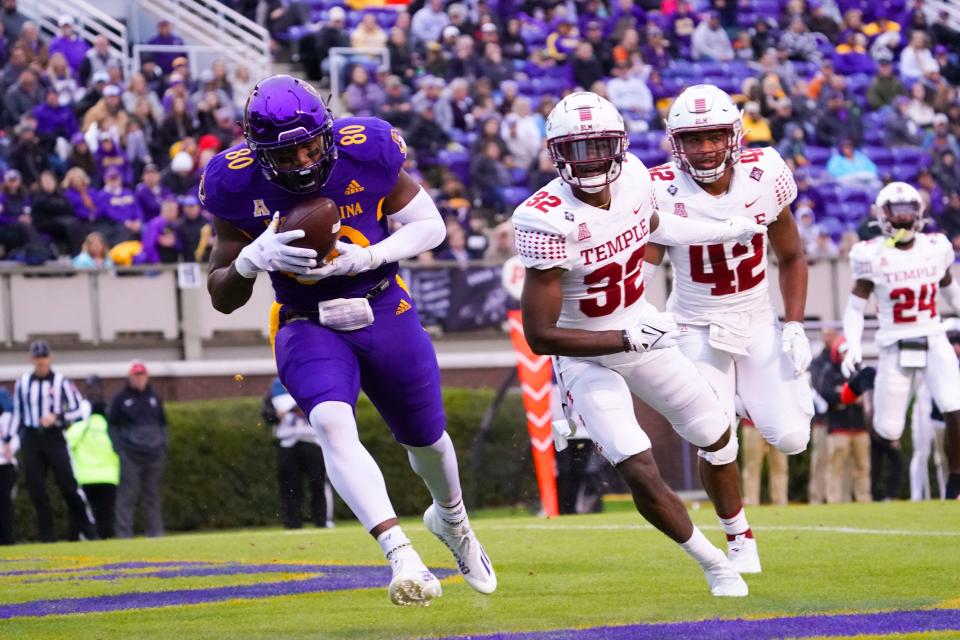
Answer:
[
  {"left": 724, "top": 218, "right": 767, "bottom": 245},
  {"left": 624, "top": 312, "right": 678, "bottom": 352},
  {"left": 234, "top": 212, "right": 317, "bottom": 278},
  {"left": 841, "top": 341, "right": 862, "bottom": 379},
  {"left": 298, "top": 241, "right": 384, "bottom": 282},
  {"left": 781, "top": 321, "right": 812, "bottom": 378}
]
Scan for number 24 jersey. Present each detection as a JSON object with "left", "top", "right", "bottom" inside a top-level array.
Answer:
[
  {"left": 650, "top": 147, "right": 797, "bottom": 324},
  {"left": 511, "top": 153, "right": 658, "bottom": 331}
]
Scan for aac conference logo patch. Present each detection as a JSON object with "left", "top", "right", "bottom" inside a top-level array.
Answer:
[{"left": 0, "top": 559, "right": 455, "bottom": 619}]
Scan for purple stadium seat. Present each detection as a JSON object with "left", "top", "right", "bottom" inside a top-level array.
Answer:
[
  {"left": 501, "top": 186, "right": 530, "bottom": 207},
  {"left": 891, "top": 164, "right": 919, "bottom": 182},
  {"left": 803, "top": 146, "right": 832, "bottom": 165},
  {"left": 864, "top": 146, "right": 894, "bottom": 165},
  {"left": 819, "top": 216, "right": 845, "bottom": 238},
  {"left": 510, "top": 167, "right": 527, "bottom": 186}
]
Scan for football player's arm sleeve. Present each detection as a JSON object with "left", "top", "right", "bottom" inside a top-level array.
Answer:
[
  {"left": 768, "top": 205, "right": 808, "bottom": 323},
  {"left": 940, "top": 269, "right": 960, "bottom": 314},
  {"left": 843, "top": 292, "right": 868, "bottom": 350},
  {"left": 649, "top": 208, "right": 757, "bottom": 245},
  {"left": 369, "top": 172, "right": 446, "bottom": 268}
]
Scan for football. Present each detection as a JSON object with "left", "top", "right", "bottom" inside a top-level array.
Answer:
[{"left": 279, "top": 197, "right": 341, "bottom": 259}]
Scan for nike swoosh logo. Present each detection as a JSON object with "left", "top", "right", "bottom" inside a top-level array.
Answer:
[
  {"left": 745, "top": 198, "right": 760, "bottom": 208},
  {"left": 632, "top": 206, "right": 642, "bottom": 215}
]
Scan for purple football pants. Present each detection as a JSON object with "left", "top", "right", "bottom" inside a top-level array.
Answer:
[{"left": 272, "top": 281, "right": 446, "bottom": 447}]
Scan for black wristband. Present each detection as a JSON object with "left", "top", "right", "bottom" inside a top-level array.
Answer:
[{"left": 621, "top": 329, "right": 632, "bottom": 352}]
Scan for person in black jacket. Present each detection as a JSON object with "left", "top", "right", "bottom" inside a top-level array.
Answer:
[
  {"left": 109, "top": 360, "right": 168, "bottom": 538},
  {"left": 30, "top": 170, "right": 84, "bottom": 256}
]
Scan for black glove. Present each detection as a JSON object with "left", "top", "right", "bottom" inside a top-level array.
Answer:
[{"left": 848, "top": 366, "right": 876, "bottom": 396}]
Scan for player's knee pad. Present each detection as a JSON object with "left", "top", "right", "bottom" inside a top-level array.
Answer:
[
  {"left": 697, "top": 430, "right": 739, "bottom": 466},
  {"left": 774, "top": 428, "right": 810, "bottom": 455},
  {"left": 308, "top": 401, "right": 359, "bottom": 450}
]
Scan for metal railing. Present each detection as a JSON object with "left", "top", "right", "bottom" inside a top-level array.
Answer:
[
  {"left": 130, "top": 0, "right": 271, "bottom": 84},
  {"left": 20, "top": 0, "right": 131, "bottom": 78}
]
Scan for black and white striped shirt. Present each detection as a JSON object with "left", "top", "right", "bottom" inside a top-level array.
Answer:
[{"left": 11, "top": 371, "right": 85, "bottom": 431}]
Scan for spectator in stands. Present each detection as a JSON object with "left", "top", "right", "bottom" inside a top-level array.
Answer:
[
  {"left": 866, "top": 51, "right": 904, "bottom": 110},
  {"left": 0, "top": 169, "right": 40, "bottom": 260},
  {"left": 500, "top": 18, "right": 528, "bottom": 61},
  {"left": 378, "top": 75, "right": 414, "bottom": 131},
  {"left": 917, "top": 168, "right": 945, "bottom": 218},
  {"left": 933, "top": 46, "right": 960, "bottom": 85},
  {"left": 134, "top": 163, "right": 170, "bottom": 223},
  {"left": 178, "top": 194, "right": 210, "bottom": 262},
  {"left": 485, "top": 220, "right": 516, "bottom": 261},
  {"left": 435, "top": 222, "right": 471, "bottom": 267},
  {"left": 808, "top": 227, "right": 840, "bottom": 259},
  {"left": 44, "top": 53, "right": 81, "bottom": 106},
  {"left": 138, "top": 196, "right": 180, "bottom": 264},
  {"left": 110, "top": 360, "right": 168, "bottom": 538},
  {"left": 670, "top": 0, "right": 698, "bottom": 56},
  {"left": 779, "top": 16, "right": 821, "bottom": 65},
  {"left": 79, "top": 36, "right": 123, "bottom": 88},
  {"left": 833, "top": 32, "right": 875, "bottom": 76},
  {"left": 15, "top": 22, "right": 47, "bottom": 68},
  {"left": 301, "top": 7, "right": 349, "bottom": 83},
  {"left": 793, "top": 169, "right": 824, "bottom": 215},
  {"left": 770, "top": 99, "right": 803, "bottom": 148},
  {"left": 193, "top": 71, "right": 232, "bottom": 129},
  {"left": 931, "top": 10, "right": 959, "bottom": 55},
  {"left": 570, "top": 42, "right": 603, "bottom": 91},
  {"left": 65, "top": 380, "right": 119, "bottom": 540},
  {"left": 94, "top": 132, "right": 128, "bottom": 186},
  {"left": 732, "top": 30, "right": 754, "bottom": 62},
  {"left": 448, "top": 35, "right": 480, "bottom": 82},
  {"left": 446, "top": 3, "right": 473, "bottom": 39},
  {"left": 351, "top": 13, "right": 387, "bottom": 49},
  {"left": 470, "top": 139, "right": 509, "bottom": 213},
  {"left": 48, "top": 15, "right": 88, "bottom": 74},
  {"left": 794, "top": 206, "right": 820, "bottom": 252},
  {"left": 692, "top": 11, "right": 733, "bottom": 62},
  {"left": 96, "top": 166, "right": 141, "bottom": 243},
  {"left": 742, "top": 101, "right": 773, "bottom": 147},
  {"left": 545, "top": 17, "right": 579, "bottom": 63},
  {"left": 146, "top": 19, "right": 186, "bottom": 74},
  {"left": 4, "top": 69, "right": 41, "bottom": 127},
  {"left": 0, "top": 0, "right": 26, "bottom": 41},
  {"left": 806, "top": 1, "right": 839, "bottom": 41},
  {"left": 607, "top": 60, "right": 654, "bottom": 131},
  {"left": 63, "top": 166, "right": 99, "bottom": 226},
  {"left": 31, "top": 170, "right": 83, "bottom": 256},
  {"left": 933, "top": 150, "right": 960, "bottom": 198},
  {"left": 74, "top": 70, "right": 108, "bottom": 119},
  {"left": 826, "top": 138, "right": 879, "bottom": 190},
  {"left": 407, "top": 103, "right": 450, "bottom": 167},
  {"left": 815, "top": 90, "right": 862, "bottom": 147},
  {"left": 386, "top": 28, "right": 415, "bottom": 85},
  {"left": 611, "top": 27, "right": 641, "bottom": 67},
  {"left": 885, "top": 96, "right": 922, "bottom": 147},
  {"left": 72, "top": 231, "right": 113, "bottom": 269},
  {"left": 899, "top": 31, "right": 938, "bottom": 83},
  {"left": 440, "top": 24, "right": 461, "bottom": 55},
  {"left": 739, "top": 416, "right": 787, "bottom": 506},
  {"left": 447, "top": 78, "right": 475, "bottom": 133},
  {"left": 123, "top": 73, "right": 163, "bottom": 124},
  {"left": 923, "top": 113, "right": 960, "bottom": 160},
  {"left": 610, "top": 0, "right": 647, "bottom": 36},
  {"left": 344, "top": 65, "right": 386, "bottom": 118},
  {"left": 33, "top": 85, "right": 77, "bottom": 151},
  {"left": 905, "top": 82, "right": 935, "bottom": 128},
  {"left": 10, "top": 122, "right": 49, "bottom": 187},
  {"left": 230, "top": 65, "right": 254, "bottom": 111},
  {"left": 478, "top": 42, "right": 514, "bottom": 87},
  {"left": 81, "top": 84, "right": 131, "bottom": 139},
  {"left": 2, "top": 45, "right": 27, "bottom": 91},
  {"left": 157, "top": 96, "right": 199, "bottom": 157},
  {"left": 937, "top": 190, "right": 960, "bottom": 248},
  {"left": 161, "top": 151, "right": 197, "bottom": 195},
  {"left": 411, "top": 76, "right": 453, "bottom": 133},
  {"left": 501, "top": 99, "right": 541, "bottom": 170},
  {"left": 473, "top": 115, "right": 508, "bottom": 159},
  {"left": 411, "top": 0, "right": 449, "bottom": 48}
]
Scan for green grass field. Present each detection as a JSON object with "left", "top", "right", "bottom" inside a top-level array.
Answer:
[{"left": 1, "top": 500, "right": 958, "bottom": 639}]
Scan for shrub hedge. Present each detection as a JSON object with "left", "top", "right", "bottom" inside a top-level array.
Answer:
[{"left": 12, "top": 388, "right": 538, "bottom": 541}]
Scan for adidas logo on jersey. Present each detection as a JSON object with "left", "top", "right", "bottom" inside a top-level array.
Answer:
[
  {"left": 395, "top": 299, "right": 412, "bottom": 315},
  {"left": 344, "top": 180, "right": 365, "bottom": 195}
]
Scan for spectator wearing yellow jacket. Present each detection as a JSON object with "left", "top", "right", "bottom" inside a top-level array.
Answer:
[{"left": 65, "top": 379, "right": 119, "bottom": 540}]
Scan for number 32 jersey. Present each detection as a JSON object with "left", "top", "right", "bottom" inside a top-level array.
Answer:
[
  {"left": 651, "top": 147, "right": 796, "bottom": 324},
  {"left": 511, "top": 153, "right": 657, "bottom": 331},
  {"left": 849, "top": 234, "right": 954, "bottom": 347}
]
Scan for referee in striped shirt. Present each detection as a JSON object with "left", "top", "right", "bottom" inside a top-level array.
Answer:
[{"left": 13, "top": 340, "right": 96, "bottom": 542}]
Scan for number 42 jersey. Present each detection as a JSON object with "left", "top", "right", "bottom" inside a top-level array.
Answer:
[
  {"left": 511, "top": 152, "right": 658, "bottom": 331},
  {"left": 651, "top": 147, "right": 797, "bottom": 324},
  {"left": 849, "top": 233, "right": 955, "bottom": 347}
]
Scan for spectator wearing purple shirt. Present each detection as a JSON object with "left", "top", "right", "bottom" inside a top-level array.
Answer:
[
  {"left": 47, "top": 15, "right": 89, "bottom": 74},
  {"left": 343, "top": 65, "right": 386, "bottom": 118},
  {"left": 134, "top": 164, "right": 171, "bottom": 222},
  {"left": 95, "top": 132, "right": 128, "bottom": 187},
  {"left": 32, "top": 85, "right": 77, "bottom": 149},
  {"left": 95, "top": 166, "right": 141, "bottom": 243},
  {"left": 146, "top": 20, "right": 186, "bottom": 75},
  {"left": 62, "top": 167, "right": 100, "bottom": 226},
  {"left": 136, "top": 196, "right": 180, "bottom": 264},
  {"left": 670, "top": 0, "right": 698, "bottom": 57}
]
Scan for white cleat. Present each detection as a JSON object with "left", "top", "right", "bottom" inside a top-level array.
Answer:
[
  {"left": 703, "top": 558, "right": 749, "bottom": 597},
  {"left": 387, "top": 554, "right": 443, "bottom": 606},
  {"left": 424, "top": 505, "right": 497, "bottom": 594},
  {"left": 727, "top": 534, "right": 762, "bottom": 574}
]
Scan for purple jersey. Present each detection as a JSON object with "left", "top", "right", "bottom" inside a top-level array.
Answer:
[{"left": 200, "top": 116, "right": 408, "bottom": 309}]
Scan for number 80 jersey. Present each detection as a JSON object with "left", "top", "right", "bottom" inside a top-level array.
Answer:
[
  {"left": 651, "top": 147, "right": 796, "bottom": 324},
  {"left": 849, "top": 234, "right": 954, "bottom": 347},
  {"left": 511, "top": 153, "right": 658, "bottom": 331}
]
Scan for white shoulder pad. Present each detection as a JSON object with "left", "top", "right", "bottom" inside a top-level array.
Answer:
[
  {"left": 756, "top": 147, "right": 797, "bottom": 210},
  {"left": 930, "top": 232, "right": 955, "bottom": 273},
  {"left": 848, "top": 240, "right": 879, "bottom": 283},
  {"left": 511, "top": 187, "right": 576, "bottom": 271}
]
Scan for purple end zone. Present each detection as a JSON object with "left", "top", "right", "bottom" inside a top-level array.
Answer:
[
  {"left": 437, "top": 609, "right": 960, "bottom": 640},
  {"left": 0, "top": 562, "right": 456, "bottom": 619}
]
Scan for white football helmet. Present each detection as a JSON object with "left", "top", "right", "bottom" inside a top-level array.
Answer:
[
  {"left": 665, "top": 84, "right": 743, "bottom": 184},
  {"left": 545, "top": 91, "right": 627, "bottom": 193},
  {"left": 875, "top": 181, "right": 924, "bottom": 243}
]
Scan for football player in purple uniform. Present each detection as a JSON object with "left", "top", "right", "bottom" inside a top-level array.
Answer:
[{"left": 203, "top": 75, "right": 496, "bottom": 606}]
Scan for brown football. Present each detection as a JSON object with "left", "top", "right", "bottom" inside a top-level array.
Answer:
[{"left": 279, "top": 197, "right": 341, "bottom": 260}]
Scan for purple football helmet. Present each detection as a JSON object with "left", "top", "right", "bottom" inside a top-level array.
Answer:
[{"left": 242, "top": 75, "right": 336, "bottom": 193}]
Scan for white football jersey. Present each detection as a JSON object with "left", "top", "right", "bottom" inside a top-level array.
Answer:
[
  {"left": 511, "top": 152, "right": 658, "bottom": 331},
  {"left": 849, "top": 233, "right": 955, "bottom": 347},
  {"left": 651, "top": 147, "right": 797, "bottom": 324}
]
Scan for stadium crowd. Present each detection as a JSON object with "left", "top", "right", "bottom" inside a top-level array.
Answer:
[{"left": 0, "top": 0, "right": 955, "bottom": 268}]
